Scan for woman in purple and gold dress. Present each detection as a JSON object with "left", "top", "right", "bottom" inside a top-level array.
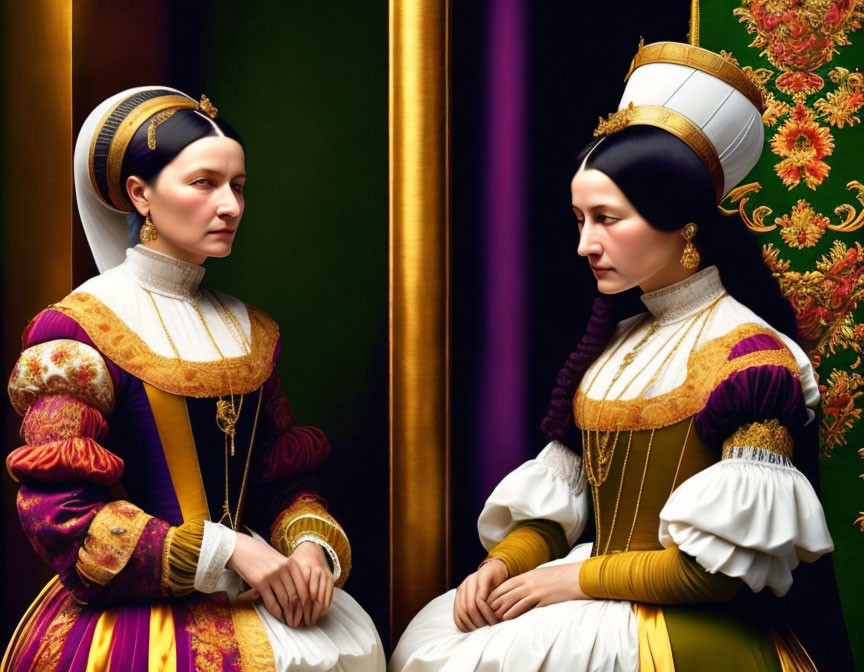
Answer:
[
  {"left": 3, "top": 87, "right": 384, "bottom": 671},
  {"left": 391, "top": 43, "right": 842, "bottom": 671}
]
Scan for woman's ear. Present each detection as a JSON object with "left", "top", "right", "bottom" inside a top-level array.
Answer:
[{"left": 126, "top": 176, "right": 150, "bottom": 216}]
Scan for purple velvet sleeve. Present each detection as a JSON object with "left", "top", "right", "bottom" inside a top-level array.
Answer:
[
  {"left": 12, "top": 310, "right": 169, "bottom": 604},
  {"left": 17, "top": 483, "right": 168, "bottom": 604},
  {"left": 695, "top": 364, "right": 808, "bottom": 452}
]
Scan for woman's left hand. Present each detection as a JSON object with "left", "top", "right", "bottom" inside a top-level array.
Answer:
[
  {"left": 487, "top": 561, "right": 591, "bottom": 621},
  {"left": 286, "top": 541, "right": 335, "bottom": 627}
]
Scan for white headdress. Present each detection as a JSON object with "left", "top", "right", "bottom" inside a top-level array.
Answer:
[
  {"left": 74, "top": 86, "right": 221, "bottom": 272},
  {"left": 594, "top": 42, "right": 765, "bottom": 201}
]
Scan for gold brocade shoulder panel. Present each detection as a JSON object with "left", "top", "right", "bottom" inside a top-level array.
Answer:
[
  {"left": 573, "top": 323, "right": 799, "bottom": 431},
  {"left": 51, "top": 292, "right": 279, "bottom": 398}
]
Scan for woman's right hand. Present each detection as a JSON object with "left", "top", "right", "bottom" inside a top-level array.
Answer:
[
  {"left": 453, "top": 558, "right": 509, "bottom": 632},
  {"left": 228, "top": 532, "right": 305, "bottom": 627}
]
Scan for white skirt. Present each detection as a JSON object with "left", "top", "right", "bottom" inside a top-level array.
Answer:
[
  {"left": 389, "top": 544, "right": 638, "bottom": 672},
  {"left": 207, "top": 530, "right": 386, "bottom": 672},
  {"left": 255, "top": 588, "right": 386, "bottom": 672}
]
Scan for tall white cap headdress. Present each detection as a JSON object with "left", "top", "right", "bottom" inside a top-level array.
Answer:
[
  {"left": 74, "top": 86, "right": 221, "bottom": 272},
  {"left": 594, "top": 41, "right": 765, "bottom": 202}
]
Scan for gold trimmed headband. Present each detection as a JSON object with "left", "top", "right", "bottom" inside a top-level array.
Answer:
[
  {"left": 594, "top": 102, "right": 725, "bottom": 202},
  {"left": 624, "top": 41, "right": 764, "bottom": 112},
  {"left": 88, "top": 92, "right": 219, "bottom": 211}
]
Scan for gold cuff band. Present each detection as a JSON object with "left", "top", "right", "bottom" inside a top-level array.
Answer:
[
  {"left": 722, "top": 419, "right": 794, "bottom": 461},
  {"left": 76, "top": 500, "right": 152, "bottom": 586}
]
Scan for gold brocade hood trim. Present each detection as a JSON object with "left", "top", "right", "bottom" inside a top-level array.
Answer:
[
  {"left": 573, "top": 323, "right": 800, "bottom": 431},
  {"left": 51, "top": 292, "right": 279, "bottom": 398}
]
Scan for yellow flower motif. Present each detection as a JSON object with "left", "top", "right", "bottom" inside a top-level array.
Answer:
[{"left": 776, "top": 199, "right": 830, "bottom": 248}]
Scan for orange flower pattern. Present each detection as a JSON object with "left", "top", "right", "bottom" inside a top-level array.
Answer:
[
  {"left": 771, "top": 105, "right": 834, "bottom": 189},
  {"left": 729, "top": 0, "right": 864, "bottom": 527}
]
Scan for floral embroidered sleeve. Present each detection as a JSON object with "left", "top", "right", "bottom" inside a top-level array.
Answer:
[
  {"left": 7, "top": 311, "right": 192, "bottom": 603},
  {"left": 250, "top": 341, "right": 352, "bottom": 587}
]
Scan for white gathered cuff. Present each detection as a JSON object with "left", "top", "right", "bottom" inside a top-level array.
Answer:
[
  {"left": 658, "top": 455, "right": 833, "bottom": 596},
  {"left": 195, "top": 521, "right": 239, "bottom": 594},
  {"left": 478, "top": 441, "right": 589, "bottom": 550}
]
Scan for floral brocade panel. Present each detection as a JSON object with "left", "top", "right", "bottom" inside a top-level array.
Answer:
[{"left": 692, "top": 0, "right": 864, "bottom": 663}]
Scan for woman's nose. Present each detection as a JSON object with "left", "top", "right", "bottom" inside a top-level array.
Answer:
[
  {"left": 576, "top": 221, "right": 602, "bottom": 257},
  {"left": 216, "top": 185, "right": 241, "bottom": 217}
]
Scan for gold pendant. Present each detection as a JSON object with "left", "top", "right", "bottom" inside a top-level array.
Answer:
[{"left": 216, "top": 397, "right": 241, "bottom": 456}]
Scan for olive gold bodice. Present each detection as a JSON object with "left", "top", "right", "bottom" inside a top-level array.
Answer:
[{"left": 583, "top": 418, "right": 715, "bottom": 555}]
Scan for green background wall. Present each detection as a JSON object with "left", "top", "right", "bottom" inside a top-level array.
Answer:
[{"left": 191, "top": 1, "right": 390, "bottom": 636}]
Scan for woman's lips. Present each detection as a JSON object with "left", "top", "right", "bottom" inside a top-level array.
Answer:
[
  {"left": 208, "top": 229, "right": 236, "bottom": 236},
  {"left": 591, "top": 265, "right": 613, "bottom": 276}
]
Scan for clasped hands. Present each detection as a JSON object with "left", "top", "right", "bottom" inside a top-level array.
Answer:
[
  {"left": 453, "top": 557, "right": 591, "bottom": 632},
  {"left": 227, "top": 531, "right": 334, "bottom": 628}
]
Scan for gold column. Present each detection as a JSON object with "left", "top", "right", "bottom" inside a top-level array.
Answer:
[
  {"left": 2, "top": 2, "right": 74, "bottom": 328},
  {"left": 1, "top": 0, "right": 73, "bottom": 639},
  {"left": 389, "top": 0, "right": 451, "bottom": 642}
]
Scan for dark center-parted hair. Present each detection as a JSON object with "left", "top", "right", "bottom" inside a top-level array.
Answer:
[
  {"left": 122, "top": 105, "right": 244, "bottom": 244},
  {"left": 541, "top": 125, "right": 799, "bottom": 445}
]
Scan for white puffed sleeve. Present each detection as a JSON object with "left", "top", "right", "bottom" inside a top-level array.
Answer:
[
  {"left": 478, "top": 441, "right": 589, "bottom": 550},
  {"left": 658, "top": 449, "right": 833, "bottom": 596}
]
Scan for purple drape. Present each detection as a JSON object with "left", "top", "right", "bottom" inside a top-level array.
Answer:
[{"left": 477, "top": 0, "right": 530, "bottom": 496}]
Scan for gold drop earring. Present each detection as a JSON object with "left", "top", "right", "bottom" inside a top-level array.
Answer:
[
  {"left": 140, "top": 215, "right": 158, "bottom": 242},
  {"left": 680, "top": 222, "right": 700, "bottom": 270}
]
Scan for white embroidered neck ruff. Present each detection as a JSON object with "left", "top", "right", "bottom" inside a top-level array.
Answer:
[
  {"left": 123, "top": 245, "right": 205, "bottom": 299},
  {"left": 640, "top": 266, "right": 725, "bottom": 324}
]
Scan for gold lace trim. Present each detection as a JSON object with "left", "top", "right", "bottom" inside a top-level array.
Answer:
[
  {"left": 51, "top": 292, "right": 279, "bottom": 398},
  {"left": 574, "top": 324, "right": 799, "bottom": 431},
  {"left": 722, "top": 419, "right": 794, "bottom": 460},
  {"left": 76, "top": 500, "right": 152, "bottom": 586},
  {"left": 231, "top": 602, "right": 276, "bottom": 672}
]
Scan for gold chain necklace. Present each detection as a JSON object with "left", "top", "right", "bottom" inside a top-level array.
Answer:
[
  {"left": 144, "top": 288, "right": 262, "bottom": 530},
  {"left": 581, "top": 292, "right": 726, "bottom": 487}
]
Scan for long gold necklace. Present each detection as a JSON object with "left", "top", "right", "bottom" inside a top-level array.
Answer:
[
  {"left": 581, "top": 292, "right": 726, "bottom": 487},
  {"left": 145, "top": 288, "right": 262, "bottom": 530}
]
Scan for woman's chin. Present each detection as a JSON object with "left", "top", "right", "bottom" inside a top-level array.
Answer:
[
  {"left": 201, "top": 240, "right": 234, "bottom": 259},
  {"left": 594, "top": 277, "right": 631, "bottom": 295}
]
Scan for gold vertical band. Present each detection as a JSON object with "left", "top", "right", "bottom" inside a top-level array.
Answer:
[
  {"left": 1, "top": 1, "right": 73, "bottom": 642},
  {"left": 389, "top": 0, "right": 451, "bottom": 643},
  {"left": 143, "top": 383, "right": 210, "bottom": 523},
  {"left": 148, "top": 604, "right": 177, "bottom": 672},
  {"left": 84, "top": 610, "right": 118, "bottom": 672},
  {"left": 689, "top": 0, "right": 701, "bottom": 46},
  {"left": 634, "top": 604, "right": 675, "bottom": 671}
]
